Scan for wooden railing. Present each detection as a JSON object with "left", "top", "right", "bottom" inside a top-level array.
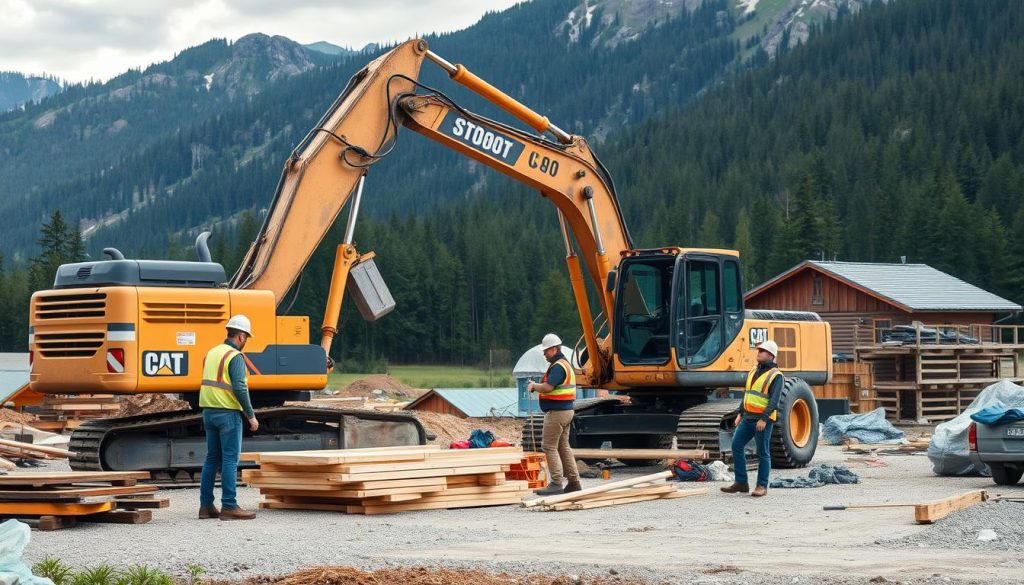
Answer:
[{"left": 854, "top": 322, "right": 1024, "bottom": 351}]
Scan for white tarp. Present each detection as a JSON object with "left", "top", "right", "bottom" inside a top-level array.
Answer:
[{"left": 929, "top": 380, "right": 1024, "bottom": 476}]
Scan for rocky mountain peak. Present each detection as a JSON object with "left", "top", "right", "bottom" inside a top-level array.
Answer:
[{"left": 210, "top": 33, "right": 316, "bottom": 96}]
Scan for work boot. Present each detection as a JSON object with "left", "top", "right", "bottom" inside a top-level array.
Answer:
[
  {"left": 198, "top": 505, "right": 220, "bottom": 519},
  {"left": 534, "top": 483, "right": 564, "bottom": 496},
  {"left": 720, "top": 482, "right": 750, "bottom": 494},
  {"left": 751, "top": 486, "right": 768, "bottom": 497},
  {"left": 564, "top": 479, "right": 582, "bottom": 493},
  {"left": 219, "top": 506, "right": 257, "bottom": 520}
]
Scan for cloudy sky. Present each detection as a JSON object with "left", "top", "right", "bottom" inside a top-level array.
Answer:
[{"left": 1, "top": 0, "right": 522, "bottom": 83}]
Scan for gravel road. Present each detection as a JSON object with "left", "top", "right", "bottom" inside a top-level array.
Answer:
[{"left": 22, "top": 445, "right": 1024, "bottom": 584}]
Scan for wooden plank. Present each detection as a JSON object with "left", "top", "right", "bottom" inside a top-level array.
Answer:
[
  {"left": 0, "top": 485, "right": 156, "bottom": 501},
  {"left": 523, "top": 471, "right": 673, "bottom": 508},
  {"left": 0, "top": 501, "right": 115, "bottom": 516},
  {"left": 554, "top": 487, "right": 707, "bottom": 511},
  {"left": 327, "top": 464, "right": 508, "bottom": 483},
  {"left": 245, "top": 446, "right": 517, "bottom": 466},
  {"left": 79, "top": 509, "right": 153, "bottom": 524},
  {"left": 0, "top": 438, "right": 74, "bottom": 458},
  {"left": 572, "top": 448, "right": 709, "bottom": 460},
  {"left": 25, "top": 515, "right": 78, "bottom": 531},
  {"left": 914, "top": 489, "right": 988, "bottom": 524},
  {"left": 263, "top": 454, "right": 523, "bottom": 475},
  {"left": 113, "top": 498, "right": 169, "bottom": 509},
  {"left": 0, "top": 471, "right": 150, "bottom": 486}
]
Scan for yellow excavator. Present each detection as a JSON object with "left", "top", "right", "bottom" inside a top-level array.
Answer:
[{"left": 29, "top": 40, "right": 831, "bottom": 478}]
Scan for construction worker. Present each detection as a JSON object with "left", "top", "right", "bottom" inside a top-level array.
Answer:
[
  {"left": 528, "top": 333, "right": 581, "bottom": 496},
  {"left": 721, "top": 340, "right": 784, "bottom": 497},
  {"left": 198, "top": 315, "right": 260, "bottom": 520}
]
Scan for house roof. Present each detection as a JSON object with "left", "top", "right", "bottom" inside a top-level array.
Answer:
[
  {"left": 747, "top": 261, "right": 1022, "bottom": 313},
  {"left": 405, "top": 388, "right": 519, "bottom": 418}
]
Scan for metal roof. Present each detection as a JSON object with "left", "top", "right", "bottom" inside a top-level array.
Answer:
[
  {"left": 406, "top": 388, "right": 519, "bottom": 418},
  {"left": 751, "top": 261, "right": 1021, "bottom": 312}
]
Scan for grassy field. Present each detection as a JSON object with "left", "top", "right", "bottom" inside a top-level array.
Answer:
[{"left": 328, "top": 365, "right": 515, "bottom": 390}]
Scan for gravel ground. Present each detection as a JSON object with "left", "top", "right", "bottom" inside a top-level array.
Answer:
[{"left": 21, "top": 445, "right": 1024, "bottom": 585}]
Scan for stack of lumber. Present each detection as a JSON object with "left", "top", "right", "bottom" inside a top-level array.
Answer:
[
  {"left": 0, "top": 438, "right": 74, "bottom": 470},
  {"left": 32, "top": 394, "right": 121, "bottom": 432},
  {"left": 0, "top": 471, "right": 167, "bottom": 530},
  {"left": 242, "top": 445, "right": 532, "bottom": 515},
  {"left": 524, "top": 470, "right": 707, "bottom": 511}
]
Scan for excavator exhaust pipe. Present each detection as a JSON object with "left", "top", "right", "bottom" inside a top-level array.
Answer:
[{"left": 195, "top": 231, "right": 213, "bottom": 263}]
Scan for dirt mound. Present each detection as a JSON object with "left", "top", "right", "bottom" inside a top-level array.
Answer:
[
  {"left": 0, "top": 409, "right": 36, "bottom": 425},
  {"left": 414, "top": 411, "right": 524, "bottom": 447},
  {"left": 334, "top": 375, "right": 425, "bottom": 400},
  {"left": 220, "top": 566, "right": 641, "bottom": 585},
  {"left": 116, "top": 394, "right": 190, "bottom": 417}
]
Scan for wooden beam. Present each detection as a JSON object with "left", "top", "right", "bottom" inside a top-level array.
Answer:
[
  {"left": 523, "top": 470, "right": 673, "bottom": 508},
  {"left": 572, "top": 448, "right": 709, "bottom": 460},
  {"left": 915, "top": 489, "right": 988, "bottom": 524}
]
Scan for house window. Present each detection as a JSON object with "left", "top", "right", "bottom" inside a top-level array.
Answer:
[{"left": 811, "top": 273, "right": 824, "bottom": 306}]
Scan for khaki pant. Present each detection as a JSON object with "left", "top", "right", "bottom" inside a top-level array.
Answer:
[{"left": 541, "top": 409, "right": 579, "bottom": 485}]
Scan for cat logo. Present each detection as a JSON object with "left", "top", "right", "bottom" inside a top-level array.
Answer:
[
  {"left": 142, "top": 351, "right": 188, "bottom": 377},
  {"left": 749, "top": 327, "right": 769, "bottom": 348}
]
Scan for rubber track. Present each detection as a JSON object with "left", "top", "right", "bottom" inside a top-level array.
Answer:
[{"left": 675, "top": 399, "right": 741, "bottom": 461}]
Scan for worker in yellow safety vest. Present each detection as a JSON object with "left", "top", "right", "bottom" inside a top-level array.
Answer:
[
  {"left": 198, "top": 314, "right": 260, "bottom": 520},
  {"left": 527, "top": 333, "right": 581, "bottom": 496},
  {"left": 721, "top": 340, "right": 785, "bottom": 497}
]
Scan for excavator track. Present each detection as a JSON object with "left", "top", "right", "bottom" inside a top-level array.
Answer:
[
  {"left": 675, "top": 399, "right": 741, "bottom": 461},
  {"left": 69, "top": 406, "right": 428, "bottom": 486}
]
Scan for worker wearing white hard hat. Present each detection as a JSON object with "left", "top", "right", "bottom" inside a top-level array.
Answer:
[
  {"left": 527, "top": 333, "right": 581, "bottom": 496},
  {"left": 197, "top": 315, "right": 259, "bottom": 520},
  {"left": 721, "top": 339, "right": 786, "bottom": 498}
]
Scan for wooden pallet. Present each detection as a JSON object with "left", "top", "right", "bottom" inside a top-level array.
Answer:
[
  {"left": 0, "top": 471, "right": 166, "bottom": 530},
  {"left": 523, "top": 470, "right": 708, "bottom": 511},
  {"left": 244, "top": 446, "right": 532, "bottom": 515}
]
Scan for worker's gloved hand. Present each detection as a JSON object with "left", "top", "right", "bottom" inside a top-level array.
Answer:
[
  {"left": 527, "top": 382, "right": 536, "bottom": 393},
  {"left": 249, "top": 416, "right": 259, "bottom": 432}
]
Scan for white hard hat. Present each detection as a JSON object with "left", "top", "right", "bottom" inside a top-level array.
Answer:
[
  {"left": 756, "top": 340, "right": 778, "bottom": 358},
  {"left": 541, "top": 333, "right": 562, "bottom": 350},
  {"left": 226, "top": 314, "right": 253, "bottom": 336}
]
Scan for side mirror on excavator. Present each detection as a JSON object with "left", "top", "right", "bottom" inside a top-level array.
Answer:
[{"left": 606, "top": 269, "right": 617, "bottom": 292}]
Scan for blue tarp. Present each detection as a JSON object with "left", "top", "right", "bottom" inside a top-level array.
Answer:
[
  {"left": 970, "top": 404, "right": 1024, "bottom": 426},
  {"left": 822, "top": 408, "right": 905, "bottom": 445}
]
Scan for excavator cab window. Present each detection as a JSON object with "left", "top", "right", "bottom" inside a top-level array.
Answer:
[
  {"left": 615, "top": 257, "right": 674, "bottom": 365},
  {"left": 673, "top": 254, "right": 742, "bottom": 368}
]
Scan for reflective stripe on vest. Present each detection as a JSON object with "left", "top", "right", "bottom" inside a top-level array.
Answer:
[
  {"left": 199, "top": 344, "right": 243, "bottom": 410},
  {"left": 540, "top": 358, "right": 576, "bottom": 402},
  {"left": 742, "top": 366, "right": 781, "bottom": 421}
]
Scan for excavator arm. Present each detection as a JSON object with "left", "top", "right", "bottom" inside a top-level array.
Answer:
[{"left": 230, "top": 39, "right": 634, "bottom": 384}]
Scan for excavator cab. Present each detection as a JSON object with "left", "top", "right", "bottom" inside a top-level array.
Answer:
[{"left": 614, "top": 249, "right": 743, "bottom": 371}]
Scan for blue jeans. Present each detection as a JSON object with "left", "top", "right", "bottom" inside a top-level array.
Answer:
[
  {"left": 731, "top": 417, "right": 773, "bottom": 488},
  {"left": 200, "top": 409, "right": 243, "bottom": 509}
]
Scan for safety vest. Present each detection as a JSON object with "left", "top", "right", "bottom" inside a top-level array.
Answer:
[
  {"left": 540, "top": 357, "right": 576, "bottom": 402},
  {"left": 742, "top": 366, "right": 782, "bottom": 422},
  {"left": 199, "top": 344, "right": 243, "bottom": 411}
]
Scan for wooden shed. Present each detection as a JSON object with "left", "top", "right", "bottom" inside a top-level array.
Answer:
[
  {"left": 744, "top": 261, "right": 1022, "bottom": 356},
  {"left": 746, "top": 261, "right": 1024, "bottom": 420}
]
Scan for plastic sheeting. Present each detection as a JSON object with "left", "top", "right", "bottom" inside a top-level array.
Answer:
[
  {"left": 821, "top": 408, "right": 905, "bottom": 445},
  {"left": 0, "top": 519, "right": 55, "bottom": 585},
  {"left": 770, "top": 464, "right": 859, "bottom": 488},
  {"left": 929, "top": 380, "right": 1024, "bottom": 476},
  {"left": 970, "top": 405, "right": 1024, "bottom": 425}
]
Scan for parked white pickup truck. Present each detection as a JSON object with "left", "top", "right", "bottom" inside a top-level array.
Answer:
[{"left": 970, "top": 420, "right": 1024, "bottom": 485}]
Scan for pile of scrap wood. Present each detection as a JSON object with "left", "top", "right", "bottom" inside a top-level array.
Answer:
[
  {"left": 0, "top": 438, "right": 73, "bottom": 470},
  {"left": 524, "top": 470, "right": 707, "bottom": 511},
  {"left": 32, "top": 394, "right": 121, "bottom": 432},
  {"left": 242, "top": 445, "right": 532, "bottom": 515},
  {"left": 843, "top": 436, "right": 930, "bottom": 455},
  {"left": 0, "top": 471, "right": 166, "bottom": 530}
]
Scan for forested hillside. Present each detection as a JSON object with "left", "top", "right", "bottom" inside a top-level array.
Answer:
[{"left": 2, "top": 0, "right": 1020, "bottom": 369}]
